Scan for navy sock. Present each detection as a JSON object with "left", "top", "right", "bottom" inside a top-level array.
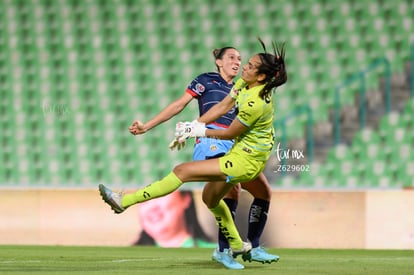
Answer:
[
  {"left": 247, "top": 198, "right": 270, "bottom": 248},
  {"left": 217, "top": 198, "right": 238, "bottom": 251}
]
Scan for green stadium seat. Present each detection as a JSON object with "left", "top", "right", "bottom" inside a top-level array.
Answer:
[
  {"left": 388, "top": 143, "right": 413, "bottom": 177},
  {"left": 395, "top": 159, "right": 414, "bottom": 188},
  {"left": 383, "top": 127, "right": 410, "bottom": 151},
  {"left": 330, "top": 160, "right": 359, "bottom": 188},
  {"left": 351, "top": 129, "right": 385, "bottom": 174},
  {"left": 377, "top": 111, "right": 403, "bottom": 140},
  {"left": 351, "top": 128, "right": 382, "bottom": 150},
  {"left": 326, "top": 144, "right": 353, "bottom": 162},
  {"left": 361, "top": 160, "right": 394, "bottom": 188},
  {"left": 297, "top": 162, "right": 316, "bottom": 184},
  {"left": 401, "top": 99, "right": 414, "bottom": 128},
  {"left": 299, "top": 162, "right": 332, "bottom": 188}
]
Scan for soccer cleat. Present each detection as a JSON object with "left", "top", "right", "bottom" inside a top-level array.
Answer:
[
  {"left": 212, "top": 248, "right": 244, "bottom": 270},
  {"left": 231, "top": 241, "right": 252, "bottom": 261},
  {"left": 243, "top": 246, "right": 280, "bottom": 264},
  {"left": 98, "top": 184, "right": 125, "bottom": 214}
]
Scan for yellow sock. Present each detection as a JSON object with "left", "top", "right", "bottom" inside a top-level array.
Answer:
[
  {"left": 210, "top": 199, "right": 243, "bottom": 250},
  {"left": 121, "top": 172, "right": 183, "bottom": 208}
]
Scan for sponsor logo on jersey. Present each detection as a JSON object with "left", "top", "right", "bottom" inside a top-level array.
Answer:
[
  {"left": 242, "top": 147, "right": 252, "bottom": 153},
  {"left": 212, "top": 80, "right": 221, "bottom": 87},
  {"left": 239, "top": 110, "right": 251, "bottom": 121}
]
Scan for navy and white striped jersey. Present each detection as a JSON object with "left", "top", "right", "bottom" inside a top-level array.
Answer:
[{"left": 185, "top": 72, "right": 236, "bottom": 128}]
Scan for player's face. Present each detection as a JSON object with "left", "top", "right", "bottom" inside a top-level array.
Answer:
[
  {"left": 219, "top": 49, "right": 241, "bottom": 79},
  {"left": 138, "top": 191, "right": 191, "bottom": 242},
  {"left": 241, "top": 54, "right": 262, "bottom": 87}
]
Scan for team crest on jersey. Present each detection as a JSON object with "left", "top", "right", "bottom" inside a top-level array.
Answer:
[
  {"left": 232, "top": 88, "right": 240, "bottom": 97},
  {"left": 195, "top": 83, "right": 205, "bottom": 93},
  {"left": 210, "top": 145, "right": 217, "bottom": 151}
]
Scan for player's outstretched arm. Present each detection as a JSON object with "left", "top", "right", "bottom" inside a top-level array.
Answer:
[
  {"left": 198, "top": 94, "right": 235, "bottom": 125},
  {"left": 130, "top": 93, "right": 193, "bottom": 135},
  {"left": 206, "top": 118, "right": 247, "bottom": 140},
  {"left": 175, "top": 116, "right": 248, "bottom": 142},
  {"left": 129, "top": 120, "right": 145, "bottom": 135}
]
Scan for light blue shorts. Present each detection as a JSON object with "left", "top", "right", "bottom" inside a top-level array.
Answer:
[{"left": 192, "top": 125, "right": 234, "bottom": 160}]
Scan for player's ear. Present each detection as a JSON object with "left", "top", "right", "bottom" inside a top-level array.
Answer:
[
  {"left": 257, "top": 73, "right": 266, "bottom": 82},
  {"left": 215, "top": 59, "right": 223, "bottom": 68}
]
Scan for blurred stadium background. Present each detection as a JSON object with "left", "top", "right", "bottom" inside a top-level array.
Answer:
[{"left": 0, "top": 0, "right": 413, "bottom": 248}]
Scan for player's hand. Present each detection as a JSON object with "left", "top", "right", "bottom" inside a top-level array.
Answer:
[
  {"left": 168, "top": 138, "right": 186, "bottom": 151},
  {"left": 229, "top": 78, "right": 247, "bottom": 98},
  {"left": 233, "top": 78, "right": 247, "bottom": 91},
  {"left": 129, "top": 120, "right": 146, "bottom": 135},
  {"left": 175, "top": 120, "right": 206, "bottom": 143}
]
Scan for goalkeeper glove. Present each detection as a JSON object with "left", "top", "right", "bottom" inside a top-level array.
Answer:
[
  {"left": 230, "top": 78, "right": 247, "bottom": 97},
  {"left": 175, "top": 120, "right": 206, "bottom": 143},
  {"left": 168, "top": 138, "right": 186, "bottom": 151},
  {"left": 234, "top": 78, "right": 247, "bottom": 90}
]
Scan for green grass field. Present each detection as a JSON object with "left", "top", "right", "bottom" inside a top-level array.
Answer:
[{"left": 0, "top": 246, "right": 413, "bottom": 274}]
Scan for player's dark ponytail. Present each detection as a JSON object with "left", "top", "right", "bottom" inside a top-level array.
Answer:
[{"left": 256, "top": 38, "right": 287, "bottom": 99}]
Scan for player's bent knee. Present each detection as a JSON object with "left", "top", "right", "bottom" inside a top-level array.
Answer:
[
  {"left": 202, "top": 198, "right": 214, "bottom": 209},
  {"left": 202, "top": 190, "right": 219, "bottom": 209},
  {"left": 224, "top": 184, "right": 240, "bottom": 200},
  {"left": 172, "top": 163, "right": 187, "bottom": 179}
]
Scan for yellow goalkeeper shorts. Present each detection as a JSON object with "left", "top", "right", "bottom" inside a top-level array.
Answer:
[{"left": 218, "top": 148, "right": 266, "bottom": 185}]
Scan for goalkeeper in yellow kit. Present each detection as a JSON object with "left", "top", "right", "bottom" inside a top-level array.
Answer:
[{"left": 99, "top": 38, "right": 287, "bottom": 267}]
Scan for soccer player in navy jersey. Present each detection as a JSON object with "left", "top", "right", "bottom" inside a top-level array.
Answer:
[{"left": 126, "top": 46, "right": 279, "bottom": 269}]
